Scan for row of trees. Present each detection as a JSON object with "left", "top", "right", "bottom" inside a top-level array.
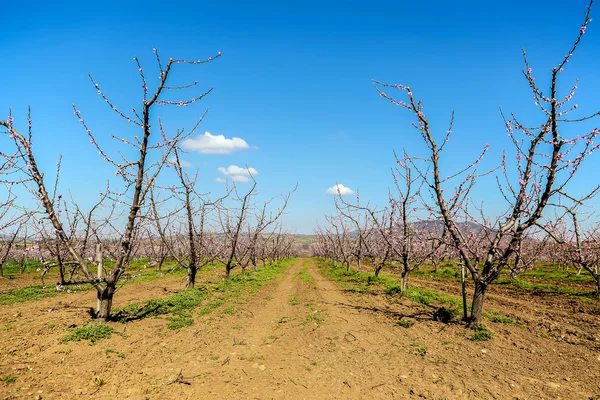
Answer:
[
  {"left": 1, "top": 50, "right": 296, "bottom": 320},
  {"left": 313, "top": 0, "right": 600, "bottom": 327}
]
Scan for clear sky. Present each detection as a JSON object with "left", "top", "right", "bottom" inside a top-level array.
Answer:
[{"left": 2, "top": 0, "right": 600, "bottom": 234}]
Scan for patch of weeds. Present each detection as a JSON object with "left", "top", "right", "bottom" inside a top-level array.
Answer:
[
  {"left": 48, "top": 323, "right": 56, "bottom": 329},
  {"left": 60, "top": 324, "right": 114, "bottom": 345},
  {"left": 306, "top": 313, "right": 324, "bottom": 324},
  {"left": 3, "top": 375, "right": 17, "bottom": 384},
  {"left": 114, "top": 259, "right": 294, "bottom": 329},
  {"left": 209, "top": 355, "right": 220, "bottom": 360},
  {"left": 1, "top": 323, "right": 14, "bottom": 331},
  {"left": 115, "top": 288, "right": 207, "bottom": 322},
  {"left": 288, "top": 294, "right": 299, "bottom": 305},
  {"left": 221, "top": 306, "right": 236, "bottom": 315},
  {"left": 305, "top": 305, "right": 325, "bottom": 330},
  {"left": 395, "top": 319, "right": 415, "bottom": 328},
  {"left": 299, "top": 271, "right": 315, "bottom": 284},
  {"left": 231, "top": 324, "right": 242, "bottom": 330},
  {"left": 469, "top": 325, "right": 494, "bottom": 342},
  {"left": 385, "top": 285, "right": 403, "bottom": 295},
  {"left": 94, "top": 376, "right": 105, "bottom": 387},
  {"left": 404, "top": 287, "right": 463, "bottom": 308},
  {"left": 55, "top": 348, "right": 72, "bottom": 355},
  {"left": 277, "top": 316, "right": 291, "bottom": 327},
  {"left": 167, "top": 314, "right": 194, "bottom": 330},
  {"left": 484, "top": 311, "right": 514, "bottom": 325},
  {"left": 105, "top": 349, "right": 126, "bottom": 359},
  {"left": 0, "top": 284, "right": 93, "bottom": 305},
  {"left": 409, "top": 343, "right": 427, "bottom": 356},
  {"left": 497, "top": 277, "right": 590, "bottom": 297},
  {"left": 199, "top": 298, "right": 226, "bottom": 317},
  {"left": 7, "top": 350, "right": 16, "bottom": 356}
]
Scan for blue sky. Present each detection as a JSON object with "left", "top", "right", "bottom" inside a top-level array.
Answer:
[{"left": 2, "top": 0, "right": 600, "bottom": 234}]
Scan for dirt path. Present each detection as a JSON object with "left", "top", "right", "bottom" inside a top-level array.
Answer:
[{"left": 1, "top": 258, "right": 599, "bottom": 399}]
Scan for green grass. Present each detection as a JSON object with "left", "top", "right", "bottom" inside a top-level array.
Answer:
[
  {"left": 105, "top": 349, "right": 126, "bottom": 358},
  {"left": 114, "top": 259, "right": 294, "bottom": 329},
  {"left": 0, "top": 260, "right": 187, "bottom": 306},
  {"left": 198, "top": 298, "right": 226, "bottom": 316},
  {"left": 3, "top": 375, "right": 17, "bottom": 384},
  {"left": 318, "top": 259, "right": 467, "bottom": 312},
  {"left": 115, "top": 287, "right": 208, "bottom": 325},
  {"left": 395, "top": 319, "right": 415, "bottom": 328},
  {"left": 60, "top": 324, "right": 114, "bottom": 345},
  {"left": 469, "top": 325, "right": 494, "bottom": 342},
  {"left": 409, "top": 343, "right": 427, "bottom": 356},
  {"left": 0, "top": 258, "right": 44, "bottom": 276},
  {"left": 496, "top": 277, "right": 591, "bottom": 297},
  {"left": 166, "top": 313, "right": 195, "bottom": 330},
  {"left": 288, "top": 294, "right": 299, "bottom": 305},
  {"left": 298, "top": 260, "right": 315, "bottom": 284},
  {"left": 484, "top": 311, "right": 514, "bottom": 324},
  {"left": 0, "top": 284, "right": 88, "bottom": 305}
]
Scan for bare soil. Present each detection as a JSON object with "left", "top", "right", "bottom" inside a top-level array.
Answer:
[{"left": 1, "top": 258, "right": 599, "bottom": 399}]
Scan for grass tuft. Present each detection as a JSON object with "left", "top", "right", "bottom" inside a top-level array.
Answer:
[{"left": 60, "top": 324, "right": 114, "bottom": 344}]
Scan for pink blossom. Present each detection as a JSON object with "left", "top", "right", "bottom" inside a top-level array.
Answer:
[{"left": 580, "top": 25, "right": 587, "bottom": 35}]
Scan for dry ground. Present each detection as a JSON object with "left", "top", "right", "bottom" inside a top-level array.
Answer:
[{"left": 1, "top": 258, "right": 599, "bottom": 399}]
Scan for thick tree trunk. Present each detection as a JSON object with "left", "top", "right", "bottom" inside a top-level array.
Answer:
[
  {"left": 400, "top": 268, "right": 409, "bottom": 293},
  {"left": 469, "top": 281, "right": 487, "bottom": 328},
  {"left": 186, "top": 264, "right": 197, "bottom": 288},
  {"left": 96, "top": 283, "right": 116, "bottom": 321},
  {"left": 226, "top": 263, "right": 232, "bottom": 278}
]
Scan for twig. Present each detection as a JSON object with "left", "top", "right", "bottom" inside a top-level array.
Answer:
[
  {"left": 221, "top": 356, "right": 230, "bottom": 366},
  {"left": 169, "top": 369, "right": 191, "bottom": 385},
  {"left": 289, "top": 377, "right": 308, "bottom": 389}
]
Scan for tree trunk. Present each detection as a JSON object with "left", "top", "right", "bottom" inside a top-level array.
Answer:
[
  {"left": 186, "top": 264, "right": 197, "bottom": 288},
  {"left": 400, "top": 268, "right": 409, "bottom": 292},
  {"left": 469, "top": 281, "right": 487, "bottom": 328},
  {"left": 374, "top": 265, "right": 382, "bottom": 277},
  {"left": 356, "top": 257, "right": 361, "bottom": 272},
  {"left": 226, "top": 263, "right": 232, "bottom": 278},
  {"left": 96, "top": 283, "right": 116, "bottom": 321},
  {"left": 595, "top": 275, "right": 600, "bottom": 297}
]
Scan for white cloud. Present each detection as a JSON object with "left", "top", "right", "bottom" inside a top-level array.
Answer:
[
  {"left": 326, "top": 183, "right": 354, "bottom": 196},
  {"left": 181, "top": 131, "right": 250, "bottom": 154},
  {"left": 167, "top": 156, "right": 192, "bottom": 168},
  {"left": 217, "top": 165, "right": 258, "bottom": 183}
]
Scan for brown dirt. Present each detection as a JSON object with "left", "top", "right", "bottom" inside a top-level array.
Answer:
[{"left": 1, "top": 258, "right": 599, "bottom": 399}]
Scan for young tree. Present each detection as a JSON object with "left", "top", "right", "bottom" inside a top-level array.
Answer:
[
  {"left": 1, "top": 49, "right": 221, "bottom": 320},
  {"left": 374, "top": 1, "right": 599, "bottom": 327}
]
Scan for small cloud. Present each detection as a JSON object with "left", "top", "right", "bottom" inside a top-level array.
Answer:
[
  {"left": 182, "top": 131, "right": 250, "bottom": 154},
  {"left": 217, "top": 165, "right": 258, "bottom": 183},
  {"left": 326, "top": 183, "right": 354, "bottom": 196},
  {"left": 168, "top": 156, "right": 192, "bottom": 168}
]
